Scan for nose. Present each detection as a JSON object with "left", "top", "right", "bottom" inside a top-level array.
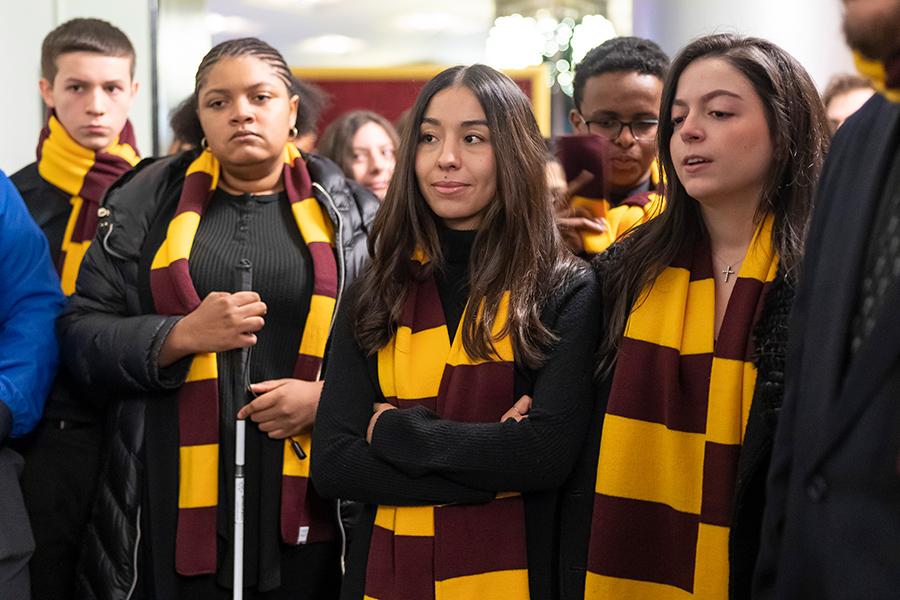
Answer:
[
  {"left": 86, "top": 87, "right": 106, "bottom": 115},
  {"left": 229, "top": 97, "right": 254, "bottom": 125},
  {"left": 612, "top": 124, "right": 636, "bottom": 148},
  {"left": 370, "top": 151, "right": 387, "bottom": 174},
  {"left": 679, "top": 113, "right": 704, "bottom": 143},
  {"left": 437, "top": 139, "right": 461, "bottom": 170}
]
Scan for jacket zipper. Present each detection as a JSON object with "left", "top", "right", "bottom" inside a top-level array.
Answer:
[
  {"left": 311, "top": 181, "right": 348, "bottom": 572},
  {"left": 125, "top": 506, "right": 142, "bottom": 600}
]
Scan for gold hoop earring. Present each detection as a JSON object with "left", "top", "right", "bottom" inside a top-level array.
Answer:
[
  {"left": 289, "top": 126, "right": 299, "bottom": 138},
  {"left": 200, "top": 137, "right": 208, "bottom": 150}
]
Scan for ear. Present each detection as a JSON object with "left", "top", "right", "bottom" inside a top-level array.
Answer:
[
  {"left": 39, "top": 78, "right": 56, "bottom": 109},
  {"left": 289, "top": 94, "right": 300, "bottom": 129},
  {"left": 569, "top": 108, "right": 585, "bottom": 133}
]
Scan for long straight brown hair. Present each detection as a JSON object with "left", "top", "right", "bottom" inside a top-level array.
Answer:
[
  {"left": 599, "top": 34, "right": 829, "bottom": 368},
  {"left": 353, "top": 64, "right": 580, "bottom": 367}
]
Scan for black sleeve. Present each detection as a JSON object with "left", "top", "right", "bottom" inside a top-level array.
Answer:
[
  {"left": 310, "top": 288, "right": 496, "bottom": 506},
  {"left": 57, "top": 212, "right": 190, "bottom": 395},
  {"left": 367, "top": 270, "right": 601, "bottom": 492}
]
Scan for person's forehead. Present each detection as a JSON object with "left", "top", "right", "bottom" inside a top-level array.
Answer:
[
  {"left": 54, "top": 51, "right": 132, "bottom": 80},
  {"left": 580, "top": 71, "right": 662, "bottom": 114}
]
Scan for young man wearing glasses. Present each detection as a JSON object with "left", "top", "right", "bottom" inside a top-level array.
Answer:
[{"left": 559, "top": 36, "right": 669, "bottom": 255}]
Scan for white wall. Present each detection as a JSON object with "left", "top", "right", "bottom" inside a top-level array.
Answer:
[
  {"left": 632, "top": 0, "right": 855, "bottom": 91},
  {"left": 0, "top": 0, "right": 154, "bottom": 174}
]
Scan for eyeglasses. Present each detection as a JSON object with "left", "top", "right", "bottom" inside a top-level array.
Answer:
[{"left": 583, "top": 117, "right": 659, "bottom": 142}]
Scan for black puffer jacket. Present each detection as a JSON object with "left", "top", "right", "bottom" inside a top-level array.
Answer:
[
  {"left": 59, "top": 150, "right": 377, "bottom": 600},
  {"left": 558, "top": 243, "right": 795, "bottom": 600}
]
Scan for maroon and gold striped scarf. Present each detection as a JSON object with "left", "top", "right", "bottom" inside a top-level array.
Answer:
[
  {"left": 150, "top": 144, "right": 338, "bottom": 575},
  {"left": 585, "top": 215, "right": 777, "bottom": 598},
  {"left": 36, "top": 113, "right": 140, "bottom": 294},
  {"left": 366, "top": 259, "right": 529, "bottom": 600}
]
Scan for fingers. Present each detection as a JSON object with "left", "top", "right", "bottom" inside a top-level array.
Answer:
[
  {"left": 567, "top": 170, "right": 595, "bottom": 195},
  {"left": 250, "top": 379, "right": 292, "bottom": 395},
  {"left": 236, "top": 391, "right": 278, "bottom": 420},
  {"left": 513, "top": 394, "right": 533, "bottom": 414},
  {"left": 559, "top": 217, "right": 607, "bottom": 233}
]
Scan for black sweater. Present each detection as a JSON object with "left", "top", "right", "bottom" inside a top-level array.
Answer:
[{"left": 311, "top": 230, "right": 602, "bottom": 600}]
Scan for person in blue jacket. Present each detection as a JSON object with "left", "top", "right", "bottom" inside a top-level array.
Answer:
[{"left": 0, "top": 169, "right": 65, "bottom": 598}]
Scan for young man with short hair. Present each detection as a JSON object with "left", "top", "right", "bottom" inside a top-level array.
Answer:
[
  {"left": 10, "top": 17, "right": 140, "bottom": 599},
  {"left": 558, "top": 36, "right": 669, "bottom": 255}
]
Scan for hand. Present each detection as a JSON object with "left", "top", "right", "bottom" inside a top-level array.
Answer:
[
  {"left": 237, "top": 379, "right": 324, "bottom": 439},
  {"left": 500, "top": 395, "right": 532, "bottom": 423},
  {"left": 557, "top": 206, "right": 608, "bottom": 254},
  {"left": 567, "top": 169, "right": 595, "bottom": 196},
  {"left": 159, "top": 291, "right": 266, "bottom": 366},
  {"left": 367, "top": 402, "right": 397, "bottom": 444}
]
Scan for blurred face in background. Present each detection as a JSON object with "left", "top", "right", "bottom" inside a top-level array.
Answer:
[
  {"left": 826, "top": 86, "right": 875, "bottom": 133},
  {"left": 570, "top": 71, "right": 663, "bottom": 194},
  {"left": 350, "top": 121, "right": 396, "bottom": 200},
  {"left": 843, "top": 0, "right": 900, "bottom": 59}
]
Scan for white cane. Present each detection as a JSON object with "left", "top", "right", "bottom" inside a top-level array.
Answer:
[{"left": 233, "top": 258, "right": 253, "bottom": 600}]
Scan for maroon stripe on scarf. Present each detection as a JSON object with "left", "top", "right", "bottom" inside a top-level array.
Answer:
[
  {"left": 279, "top": 478, "right": 337, "bottom": 544},
  {"left": 284, "top": 153, "right": 313, "bottom": 204},
  {"left": 67, "top": 202, "right": 99, "bottom": 244},
  {"left": 150, "top": 259, "right": 202, "bottom": 315},
  {"left": 436, "top": 362, "right": 515, "bottom": 422},
  {"left": 176, "top": 172, "right": 214, "bottom": 216},
  {"left": 433, "top": 496, "right": 528, "bottom": 581},
  {"left": 587, "top": 493, "right": 699, "bottom": 592},
  {"left": 608, "top": 338, "right": 712, "bottom": 434},
  {"left": 699, "top": 441, "right": 741, "bottom": 527},
  {"left": 175, "top": 506, "right": 217, "bottom": 575},
  {"left": 715, "top": 277, "right": 765, "bottom": 361},
  {"left": 366, "top": 524, "right": 436, "bottom": 600},
  {"left": 385, "top": 396, "right": 439, "bottom": 412},
  {"left": 79, "top": 155, "right": 134, "bottom": 205},
  {"left": 399, "top": 271, "right": 445, "bottom": 333},
  {"left": 292, "top": 354, "right": 322, "bottom": 381},
  {"left": 177, "top": 379, "right": 220, "bottom": 444},
  {"left": 308, "top": 242, "right": 338, "bottom": 296}
]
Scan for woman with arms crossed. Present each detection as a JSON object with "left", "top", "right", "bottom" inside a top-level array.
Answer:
[{"left": 312, "top": 64, "right": 601, "bottom": 600}]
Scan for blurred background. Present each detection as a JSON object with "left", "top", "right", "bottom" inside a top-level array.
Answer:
[{"left": 1, "top": 0, "right": 854, "bottom": 171}]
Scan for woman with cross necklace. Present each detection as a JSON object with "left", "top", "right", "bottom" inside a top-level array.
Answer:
[{"left": 556, "top": 34, "right": 830, "bottom": 600}]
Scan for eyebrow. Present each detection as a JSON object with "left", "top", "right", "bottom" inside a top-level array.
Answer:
[
  {"left": 62, "top": 77, "right": 126, "bottom": 85},
  {"left": 422, "top": 117, "right": 489, "bottom": 127},
  {"left": 201, "top": 82, "right": 277, "bottom": 97},
  {"left": 672, "top": 89, "right": 744, "bottom": 107}
]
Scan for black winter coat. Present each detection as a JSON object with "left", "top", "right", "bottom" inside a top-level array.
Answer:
[
  {"left": 558, "top": 245, "right": 794, "bottom": 600},
  {"left": 59, "top": 150, "right": 377, "bottom": 600}
]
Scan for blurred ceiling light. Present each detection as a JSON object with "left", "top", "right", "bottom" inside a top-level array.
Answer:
[
  {"left": 485, "top": 14, "right": 544, "bottom": 69},
  {"left": 571, "top": 14, "right": 616, "bottom": 64},
  {"left": 242, "top": 0, "right": 339, "bottom": 10},
  {"left": 206, "top": 12, "right": 262, "bottom": 36},
  {"left": 295, "top": 34, "right": 366, "bottom": 55},
  {"left": 392, "top": 11, "right": 481, "bottom": 34}
]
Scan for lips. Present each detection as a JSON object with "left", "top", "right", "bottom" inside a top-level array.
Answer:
[
  {"left": 230, "top": 130, "right": 261, "bottom": 141},
  {"left": 431, "top": 180, "right": 470, "bottom": 195},
  {"left": 681, "top": 155, "right": 712, "bottom": 173},
  {"left": 82, "top": 125, "right": 109, "bottom": 135}
]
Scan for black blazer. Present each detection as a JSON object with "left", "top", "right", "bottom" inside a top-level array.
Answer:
[{"left": 754, "top": 94, "right": 900, "bottom": 599}]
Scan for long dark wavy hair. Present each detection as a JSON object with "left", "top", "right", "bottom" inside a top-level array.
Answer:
[
  {"left": 353, "top": 64, "right": 580, "bottom": 367},
  {"left": 599, "top": 34, "right": 829, "bottom": 366}
]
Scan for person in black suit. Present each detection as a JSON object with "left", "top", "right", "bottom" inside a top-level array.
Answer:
[{"left": 754, "top": 1, "right": 900, "bottom": 598}]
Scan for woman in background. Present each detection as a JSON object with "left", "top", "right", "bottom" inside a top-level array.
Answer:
[{"left": 318, "top": 110, "right": 399, "bottom": 200}]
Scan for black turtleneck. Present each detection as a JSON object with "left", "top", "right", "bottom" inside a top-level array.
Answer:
[
  {"left": 434, "top": 225, "right": 477, "bottom": 337},
  {"left": 311, "top": 228, "right": 602, "bottom": 600}
]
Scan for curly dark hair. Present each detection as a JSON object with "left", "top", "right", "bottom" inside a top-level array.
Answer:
[{"left": 573, "top": 36, "right": 669, "bottom": 111}]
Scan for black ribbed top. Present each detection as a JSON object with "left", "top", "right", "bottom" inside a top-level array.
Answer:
[{"left": 188, "top": 188, "right": 313, "bottom": 591}]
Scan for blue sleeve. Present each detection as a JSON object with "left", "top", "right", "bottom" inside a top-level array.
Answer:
[{"left": 0, "top": 170, "right": 65, "bottom": 442}]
